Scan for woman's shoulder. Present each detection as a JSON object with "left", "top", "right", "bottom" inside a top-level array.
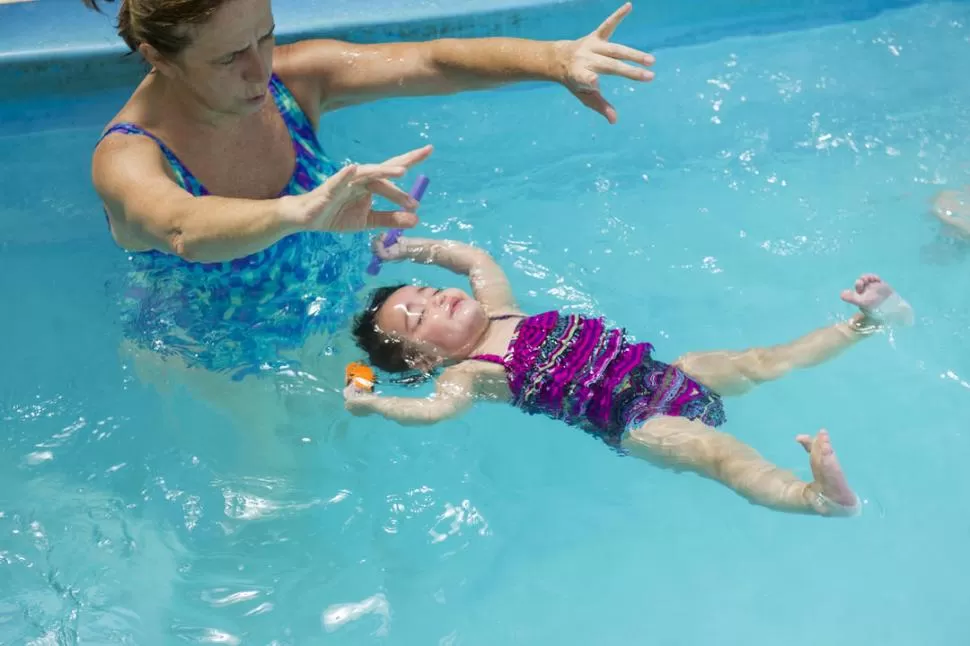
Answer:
[
  {"left": 101, "top": 73, "right": 161, "bottom": 133},
  {"left": 93, "top": 74, "right": 176, "bottom": 174},
  {"left": 92, "top": 90, "right": 176, "bottom": 195}
]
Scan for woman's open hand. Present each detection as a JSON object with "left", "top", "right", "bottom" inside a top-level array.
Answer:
[
  {"left": 285, "top": 145, "right": 433, "bottom": 232},
  {"left": 556, "top": 3, "right": 655, "bottom": 124}
]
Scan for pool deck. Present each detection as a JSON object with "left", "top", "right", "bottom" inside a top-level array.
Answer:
[{"left": 0, "top": 0, "right": 957, "bottom": 95}]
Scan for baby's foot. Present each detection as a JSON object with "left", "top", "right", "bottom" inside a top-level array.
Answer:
[
  {"left": 840, "top": 274, "right": 914, "bottom": 327},
  {"left": 796, "top": 430, "right": 860, "bottom": 517}
]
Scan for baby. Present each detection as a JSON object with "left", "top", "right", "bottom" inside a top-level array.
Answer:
[{"left": 345, "top": 235, "right": 914, "bottom": 517}]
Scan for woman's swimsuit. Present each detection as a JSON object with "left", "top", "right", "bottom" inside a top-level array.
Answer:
[
  {"left": 471, "top": 311, "right": 726, "bottom": 447},
  {"left": 96, "top": 73, "right": 368, "bottom": 380}
]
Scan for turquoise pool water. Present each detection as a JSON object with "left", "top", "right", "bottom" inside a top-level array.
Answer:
[{"left": 2, "top": 2, "right": 970, "bottom": 644}]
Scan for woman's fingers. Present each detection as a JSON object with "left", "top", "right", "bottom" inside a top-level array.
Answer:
[
  {"left": 318, "top": 145, "right": 433, "bottom": 216},
  {"left": 597, "top": 41, "right": 655, "bottom": 67},
  {"left": 354, "top": 164, "right": 407, "bottom": 181},
  {"left": 326, "top": 163, "right": 358, "bottom": 191},
  {"left": 367, "top": 209, "right": 420, "bottom": 230},
  {"left": 380, "top": 144, "right": 434, "bottom": 169},
  {"left": 590, "top": 54, "right": 654, "bottom": 82},
  {"left": 365, "top": 178, "right": 419, "bottom": 210},
  {"left": 593, "top": 3, "right": 632, "bottom": 40}
]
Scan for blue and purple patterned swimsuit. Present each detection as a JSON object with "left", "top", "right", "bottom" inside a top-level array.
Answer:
[{"left": 97, "top": 74, "right": 368, "bottom": 380}]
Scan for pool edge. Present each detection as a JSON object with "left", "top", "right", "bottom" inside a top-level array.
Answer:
[
  {"left": 1, "top": 0, "right": 963, "bottom": 97},
  {"left": 0, "top": 0, "right": 592, "bottom": 96}
]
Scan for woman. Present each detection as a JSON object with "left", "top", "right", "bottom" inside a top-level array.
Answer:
[{"left": 86, "top": 0, "right": 655, "bottom": 381}]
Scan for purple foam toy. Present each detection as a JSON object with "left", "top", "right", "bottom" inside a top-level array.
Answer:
[{"left": 366, "top": 175, "right": 430, "bottom": 275}]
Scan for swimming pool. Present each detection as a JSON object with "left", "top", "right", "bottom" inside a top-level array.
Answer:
[{"left": 2, "top": 0, "right": 970, "bottom": 643}]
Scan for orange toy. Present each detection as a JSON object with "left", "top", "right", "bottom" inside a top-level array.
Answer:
[{"left": 345, "top": 362, "right": 376, "bottom": 392}]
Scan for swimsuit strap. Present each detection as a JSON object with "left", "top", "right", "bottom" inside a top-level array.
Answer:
[
  {"left": 268, "top": 73, "right": 318, "bottom": 146},
  {"left": 469, "top": 353, "right": 506, "bottom": 366},
  {"left": 97, "top": 122, "right": 206, "bottom": 196},
  {"left": 470, "top": 313, "right": 525, "bottom": 365},
  {"left": 267, "top": 72, "right": 341, "bottom": 192},
  {"left": 98, "top": 122, "right": 163, "bottom": 149}
]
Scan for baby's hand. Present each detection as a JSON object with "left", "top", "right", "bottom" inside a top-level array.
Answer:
[
  {"left": 343, "top": 383, "right": 376, "bottom": 416},
  {"left": 371, "top": 232, "right": 407, "bottom": 262}
]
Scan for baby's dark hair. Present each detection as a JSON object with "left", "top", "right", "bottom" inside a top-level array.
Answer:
[{"left": 352, "top": 284, "right": 411, "bottom": 373}]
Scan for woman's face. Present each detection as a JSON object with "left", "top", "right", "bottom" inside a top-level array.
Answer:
[{"left": 155, "top": 0, "right": 276, "bottom": 116}]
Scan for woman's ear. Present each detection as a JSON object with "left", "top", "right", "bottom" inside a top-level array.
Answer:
[{"left": 139, "top": 42, "right": 175, "bottom": 76}]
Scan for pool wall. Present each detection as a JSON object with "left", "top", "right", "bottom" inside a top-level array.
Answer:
[{"left": 0, "top": 0, "right": 959, "bottom": 97}]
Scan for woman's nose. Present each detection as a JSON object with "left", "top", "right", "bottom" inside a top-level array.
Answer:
[{"left": 240, "top": 47, "right": 269, "bottom": 85}]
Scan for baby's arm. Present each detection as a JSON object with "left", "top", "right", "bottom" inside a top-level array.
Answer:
[
  {"left": 375, "top": 235, "right": 517, "bottom": 313},
  {"left": 344, "top": 365, "right": 477, "bottom": 426}
]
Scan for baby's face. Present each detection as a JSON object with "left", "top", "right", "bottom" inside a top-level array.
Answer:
[{"left": 376, "top": 285, "right": 489, "bottom": 363}]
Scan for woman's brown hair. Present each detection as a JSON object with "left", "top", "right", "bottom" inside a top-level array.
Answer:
[{"left": 83, "top": 0, "right": 228, "bottom": 56}]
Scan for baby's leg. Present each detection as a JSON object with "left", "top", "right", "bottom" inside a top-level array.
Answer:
[
  {"left": 621, "top": 416, "right": 858, "bottom": 516},
  {"left": 673, "top": 318, "right": 865, "bottom": 396}
]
